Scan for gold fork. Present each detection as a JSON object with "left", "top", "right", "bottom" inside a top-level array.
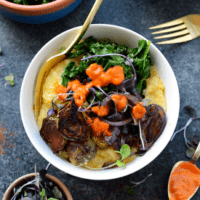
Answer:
[{"left": 149, "top": 14, "right": 200, "bottom": 44}]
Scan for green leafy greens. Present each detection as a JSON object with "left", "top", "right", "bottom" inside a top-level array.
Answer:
[
  {"left": 61, "top": 37, "right": 152, "bottom": 95},
  {"left": 7, "top": 0, "right": 54, "bottom": 5}
]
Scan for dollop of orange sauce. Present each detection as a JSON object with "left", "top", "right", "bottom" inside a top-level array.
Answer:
[
  {"left": 91, "top": 105, "right": 109, "bottom": 117},
  {"left": 111, "top": 94, "right": 127, "bottom": 112},
  {"left": 55, "top": 63, "right": 125, "bottom": 107},
  {"left": 169, "top": 161, "right": 200, "bottom": 200},
  {"left": 132, "top": 102, "right": 146, "bottom": 119},
  {"left": 54, "top": 84, "right": 68, "bottom": 100},
  {"left": 87, "top": 117, "right": 111, "bottom": 137}
]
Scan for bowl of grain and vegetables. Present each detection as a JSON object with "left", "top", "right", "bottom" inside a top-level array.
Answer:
[
  {"left": 0, "top": 0, "right": 83, "bottom": 24},
  {"left": 20, "top": 24, "right": 180, "bottom": 180}
]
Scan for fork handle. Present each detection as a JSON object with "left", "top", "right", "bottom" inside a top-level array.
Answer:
[{"left": 190, "top": 141, "right": 200, "bottom": 164}]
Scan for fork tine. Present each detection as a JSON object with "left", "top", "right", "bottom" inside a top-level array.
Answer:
[
  {"left": 149, "top": 18, "right": 183, "bottom": 29},
  {"left": 156, "top": 34, "right": 193, "bottom": 44},
  {"left": 151, "top": 24, "right": 187, "bottom": 34},
  {"left": 154, "top": 29, "right": 190, "bottom": 39}
]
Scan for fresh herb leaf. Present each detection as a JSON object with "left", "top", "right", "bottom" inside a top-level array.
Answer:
[
  {"left": 40, "top": 188, "right": 46, "bottom": 199},
  {"left": 128, "top": 39, "right": 152, "bottom": 95},
  {"left": 52, "top": 186, "right": 62, "bottom": 199},
  {"left": 119, "top": 144, "right": 131, "bottom": 160},
  {"left": 22, "top": 0, "right": 28, "bottom": 5},
  {"left": 124, "top": 186, "right": 135, "bottom": 195},
  {"left": 61, "top": 37, "right": 151, "bottom": 96},
  {"left": 136, "top": 79, "right": 146, "bottom": 96},
  {"left": 9, "top": 0, "right": 54, "bottom": 5},
  {"left": 5, "top": 73, "right": 15, "bottom": 86},
  {"left": 48, "top": 198, "right": 59, "bottom": 200},
  {"left": 59, "top": 47, "right": 66, "bottom": 53},
  {"left": 13, "top": 0, "right": 23, "bottom": 3},
  {"left": 116, "top": 160, "right": 124, "bottom": 167},
  {"left": 114, "top": 144, "right": 131, "bottom": 168}
]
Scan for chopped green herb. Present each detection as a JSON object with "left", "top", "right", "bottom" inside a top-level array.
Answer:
[
  {"left": 59, "top": 47, "right": 66, "bottom": 53},
  {"left": 5, "top": 73, "right": 15, "bottom": 86},
  {"left": 61, "top": 37, "right": 152, "bottom": 95},
  {"left": 123, "top": 185, "right": 135, "bottom": 195},
  {"left": 40, "top": 188, "right": 46, "bottom": 199},
  {"left": 115, "top": 144, "right": 131, "bottom": 168}
]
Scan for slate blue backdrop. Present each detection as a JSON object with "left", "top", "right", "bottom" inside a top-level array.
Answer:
[{"left": 0, "top": 0, "right": 200, "bottom": 199}]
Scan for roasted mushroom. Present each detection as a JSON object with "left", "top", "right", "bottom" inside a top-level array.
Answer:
[
  {"left": 40, "top": 118, "right": 67, "bottom": 153},
  {"left": 92, "top": 135, "right": 109, "bottom": 149},
  {"left": 67, "top": 140, "right": 97, "bottom": 165},
  {"left": 142, "top": 104, "right": 167, "bottom": 143},
  {"left": 58, "top": 100, "right": 89, "bottom": 141},
  {"left": 137, "top": 104, "right": 167, "bottom": 153}
]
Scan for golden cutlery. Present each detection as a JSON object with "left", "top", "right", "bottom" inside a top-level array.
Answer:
[
  {"left": 34, "top": 0, "right": 103, "bottom": 120},
  {"left": 149, "top": 14, "right": 200, "bottom": 44}
]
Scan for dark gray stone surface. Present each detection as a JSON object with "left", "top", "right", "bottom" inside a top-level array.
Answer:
[{"left": 0, "top": 0, "right": 200, "bottom": 199}]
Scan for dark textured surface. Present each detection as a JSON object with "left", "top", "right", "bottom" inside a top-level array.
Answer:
[{"left": 0, "top": 0, "right": 200, "bottom": 199}]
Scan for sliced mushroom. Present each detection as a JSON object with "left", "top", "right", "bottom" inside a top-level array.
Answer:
[
  {"left": 142, "top": 104, "right": 167, "bottom": 143},
  {"left": 40, "top": 118, "right": 66, "bottom": 153},
  {"left": 58, "top": 101, "right": 89, "bottom": 141},
  {"left": 67, "top": 140, "right": 97, "bottom": 165}
]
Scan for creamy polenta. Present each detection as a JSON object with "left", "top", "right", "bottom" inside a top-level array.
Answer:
[{"left": 37, "top": 58, "right": 166, "bottom": 169}]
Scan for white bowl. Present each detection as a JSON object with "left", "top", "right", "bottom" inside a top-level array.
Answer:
[{"left": 20, "top": 24, "right": 180, "bottom": 180}]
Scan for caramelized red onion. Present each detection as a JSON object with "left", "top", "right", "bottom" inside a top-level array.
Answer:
[{"left": 104, "top": 127, "right": 120, "bottom": 145}]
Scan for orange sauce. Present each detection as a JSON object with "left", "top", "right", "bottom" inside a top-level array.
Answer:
[
  {"left": 132, "top": 102, "right": 146, "bottom": 119},
  {"left": 54, "top": 84, "right": 68, "bottom": 100},
  {"left": 55, "top": 63, "right": 125, "bottom": 107},
  {"left": 111, "top": 94, "right": 127, "bottom": 111},
  {"left": 87, "top": 117, "right": 111, "bottom": 137},
  {"left": 169, "top": 161, "right": 200, "bottom": 200},
  {"left": 91, "top": 105, "right": 109, "bottom": 117}
]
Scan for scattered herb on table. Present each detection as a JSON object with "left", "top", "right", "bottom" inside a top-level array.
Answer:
[
  {"left": 7, "top": 0, "right": 54, "bottom": 5},
  {"left": 0, "top": 63, "right": 5, "bottom": 67},
  {"left": 5, "top": 73, "right": 15, "bottom": 86},
  {"left": 59, "top": 47, "right": 66, "bottom": 53},
  {"left": 124, "top": 173, "right": 152, "bottom": 196},
  {"left": 171, "top": 105, "right": 200, "bottom": 159},
  {"left": 61, "top": 36, "right": 152, "bottom": 95}
]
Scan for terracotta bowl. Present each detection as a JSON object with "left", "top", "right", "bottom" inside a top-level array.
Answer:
[
  {"left": 0, "top": 0, "right": 83, "bottom": 24},
  {"left": 3, "top": 173, "right": 73, "bottom": 200}
]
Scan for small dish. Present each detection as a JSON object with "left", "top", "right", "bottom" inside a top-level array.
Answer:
[
  {"left": 3, "top": 173, "right": 73, "bottom": 200},
  {"left": 0, "top": 0, "right": 83, "bottom": 24}
]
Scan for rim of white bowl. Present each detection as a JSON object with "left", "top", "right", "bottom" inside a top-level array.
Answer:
[{"left": 20, "top": 24, "right": 180, "bottom": 180}]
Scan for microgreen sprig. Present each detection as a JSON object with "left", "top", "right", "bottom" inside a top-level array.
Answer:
[
  {"left": 124, "top": 173, "right": 152, "bottom": 196},
  {"left": 114, "top": 144, "right": 131, "bottom": 168},
  {"left": 78, "top": 144, "right": 131, "bottom": 170},
  {"left": 59, "top": 47, "right": 66, "bottom": 53},
  {"left": 5, "top": 73, "right": 15, "bottom": 86}
]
